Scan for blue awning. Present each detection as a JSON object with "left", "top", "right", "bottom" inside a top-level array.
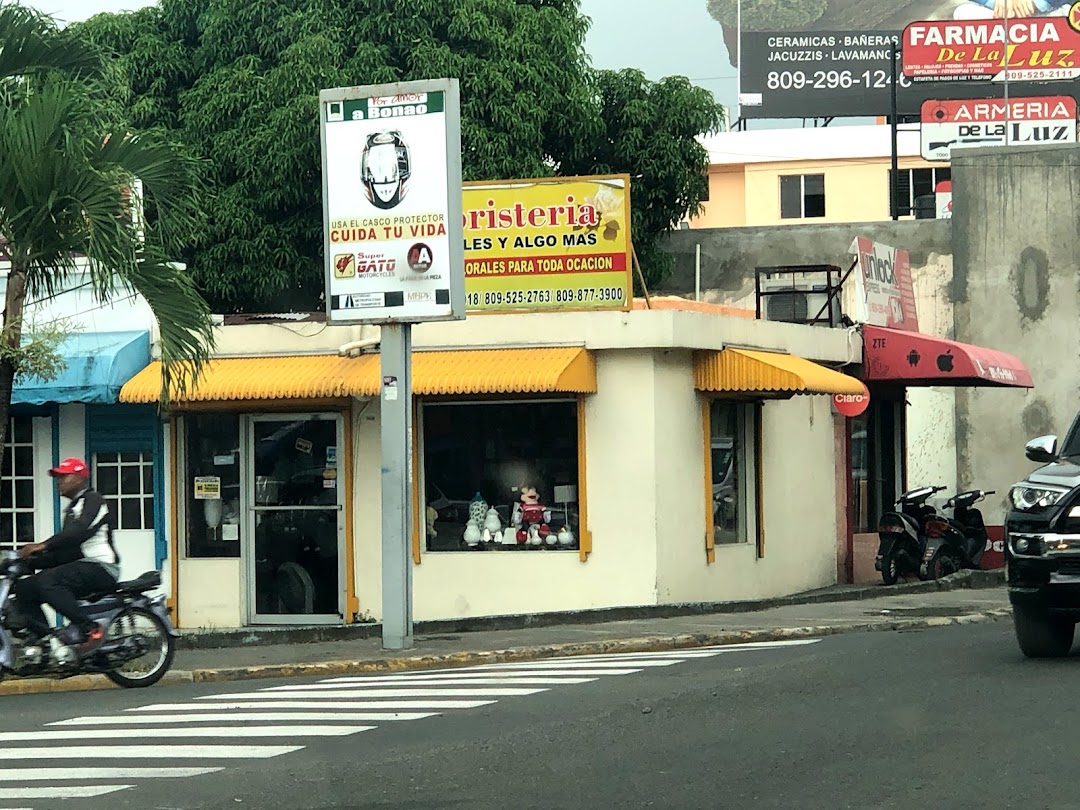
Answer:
[{"left": 13, "top": 330, "right": 152, "bottom": 406}]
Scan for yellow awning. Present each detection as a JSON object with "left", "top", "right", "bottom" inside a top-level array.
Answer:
[
  {"left": 118, "top": 347, "right": 596, "bottom": 404},
  {"left": 693, "top": 348, "right": 862, "bottom": 397}
]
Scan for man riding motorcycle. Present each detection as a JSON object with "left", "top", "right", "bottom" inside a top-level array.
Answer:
[{"left": 13, "top": 457, "right": 120, "bottom": 653}]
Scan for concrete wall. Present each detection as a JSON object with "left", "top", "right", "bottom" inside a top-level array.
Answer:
[
  {"left": 209, "top": 306, "right": 857, "bottom": 365},
  {"left": 659, "top": 221, "right": 953, "bottom": 308},
  {"left": 906, "top": 252, "right": 959, "bottom": 503},
  {"left": 950, "top": 144, "right": 1080, "bottom": 521},
  {"left": 656, "top": 391, "right": 839, "bottom": 603},
  {"left": 659, "top": 223, "right": 961, "bottom": 506}
]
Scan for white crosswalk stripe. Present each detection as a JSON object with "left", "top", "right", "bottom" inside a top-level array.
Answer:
[
  {"left": 322, "top": 669, "right": 643, "bottom": 680},
  {"left": 0, "top": 746, "right": 302, "bottom": 760},
  {"left": 460, "top": 658, "right": 687, "bottom": 669},
  {"left": 0, "top": 726, "right": 374, "bottom": 742},
  {"left": 0, "top": 639, "right": 818, "bottom": 805},
  {"left": 52, "top": 712, "right": 437, "bottom": 725},
  {"left": 0, "top": 767, "right": 222, "bottom": 780},
  {"left": 131, "top": 699, "right": 498, "bottom": 711},
  {"left": 259, "top": 677, "right": 597, "bottom": 689},
  {"left": 0, "top": 786, "right": 131, "bottom": 799},
  {"left": 196, "top": 686, "right": 550, "bottom": 699}
]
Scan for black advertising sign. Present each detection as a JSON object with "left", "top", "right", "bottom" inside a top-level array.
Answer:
[{"left": 738, "top": 30, "right": 1080, "bottom": 118}]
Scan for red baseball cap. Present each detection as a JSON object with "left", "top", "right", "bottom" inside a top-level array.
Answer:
[{"left": 49, "top": 458, "right": 89, "bottom": 479}]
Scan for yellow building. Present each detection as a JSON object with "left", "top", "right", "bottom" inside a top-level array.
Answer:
[{"left": 686, "top": 124, "right": 950, "bottom": 228}]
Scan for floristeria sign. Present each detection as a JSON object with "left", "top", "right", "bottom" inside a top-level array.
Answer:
[
  {"left": 902, "top": 5, "right": 1080, "bottom": 83},
  {"left": 462, "top": 175, "right": 633, "bottom": 313}
]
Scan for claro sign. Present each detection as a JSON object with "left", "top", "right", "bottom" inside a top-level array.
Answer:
[{"left": 902, "top": 6, "right": 1080, "bottom": 82}]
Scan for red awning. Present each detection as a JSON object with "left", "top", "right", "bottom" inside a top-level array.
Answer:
[{"left": 862, "top": 325, "right": 1033, "bottom": 388}]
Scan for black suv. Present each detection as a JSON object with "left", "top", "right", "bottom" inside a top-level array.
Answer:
[{"left": 1005, "top": 424, "right": 1080, "bottom": 657}]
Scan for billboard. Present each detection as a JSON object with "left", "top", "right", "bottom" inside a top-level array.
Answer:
[
  {"left": 462, "top": 175, "right": 632, "bottom": 313},
  {"left": 320, "top": 80, "right": 465, "bottom": 324},
  {"left": 720, "top": 0, "right": 1080, "bottom": 118},
  {"left": 848, "top": 237, "right": 919, "bottom": 332},
  {"left": 920, "top": 96, "right": 1077, "bottom": 160},
  {"left": 902, "top": 9, "right": 1080, "bottom": 82}
]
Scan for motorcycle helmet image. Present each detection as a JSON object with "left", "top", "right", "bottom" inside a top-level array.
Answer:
[{"left": 360, "top": 130, "right": 411, "bottom": 210}]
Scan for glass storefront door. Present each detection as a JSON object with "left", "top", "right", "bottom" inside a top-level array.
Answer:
[{"left": 246, "top": 414, "right": 344, "bottom": 623}]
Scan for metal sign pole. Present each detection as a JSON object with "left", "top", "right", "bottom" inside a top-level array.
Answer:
[
  {"left": 319, "top": 78, "right": 463, "bottom": 654},
  {"left": 379, "top": 322, "right": 413, "bottom": 650},
  {"left": 890, "top": 42, "right": 900, "bottom": 221}
]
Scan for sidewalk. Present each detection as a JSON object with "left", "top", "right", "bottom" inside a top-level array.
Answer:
[{"left": 0, "top": 572, "right": 1012, "bottom": 695}]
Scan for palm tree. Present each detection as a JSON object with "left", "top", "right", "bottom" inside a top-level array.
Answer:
[
  {"left": 0, "top": 3, "right": 102, "bottom": 84},
  {"left": 0, "top": 3, "right": 215, "bottom": 449}
]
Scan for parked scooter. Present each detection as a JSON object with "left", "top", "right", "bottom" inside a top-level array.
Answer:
[
  {"left": 0, "top": 551, "right": 178, "bottom": 687},
  {"left": 876, "top": 485, "right": 946, "bottom": 585},
  {"left": 919, "top": 489, "right": 995, "bottom": 581}
]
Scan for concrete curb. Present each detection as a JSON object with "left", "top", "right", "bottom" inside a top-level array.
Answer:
[
  {"left": 0, "top": 606, "right": 1013, "bottom": 696},
  {"left": 175, "top": 568, "right": 1007, "bottom": 651}
]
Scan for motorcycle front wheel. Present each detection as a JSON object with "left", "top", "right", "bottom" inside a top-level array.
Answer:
[
  {"left": 102, "top": 607, "right": 176, "bottom": 688},
  {"left": 880, "top": 553, "right": 900, "bottom": 586},
  {"left": 925, "top": 550, "right": 959, "bottom": 581}
]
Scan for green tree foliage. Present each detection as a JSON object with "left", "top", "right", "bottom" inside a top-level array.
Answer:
[
  {"left": 706, "top": 0, "right": 827, "bottom": 30},
  {"left": 0, "top": 4, "right": 216, "bottom": 436},
  {"left": 74, "top": 0, "right": 724, "bottom": 310},
  {"left": 560, "top": 69, "right": 723, "bottom": 283}
]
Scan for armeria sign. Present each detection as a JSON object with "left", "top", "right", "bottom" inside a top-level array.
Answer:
[
  {"left": 849, "top": 237, "right": 920, "bottom": 332},
  {"left": 902, "top": 6, "right": 1080, "bottom": 83},
  {"left": 920, "top": 96, "right": 1078, "bottom": 160}
]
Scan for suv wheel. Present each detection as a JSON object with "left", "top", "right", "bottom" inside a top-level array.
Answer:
[{"left": 1013, "top": 604, "right": 1076, "bottom": 658}]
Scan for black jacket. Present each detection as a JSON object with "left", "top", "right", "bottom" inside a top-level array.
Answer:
[{"left": 40, "top": 488, "right": 119, "bottom": 568}]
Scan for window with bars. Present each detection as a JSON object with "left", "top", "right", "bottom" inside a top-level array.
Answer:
[
  {"left": 94, "top": 452, "right": 155, "bottom": 531},
  {"left": 0, "top": 417, "right": 36, "bottom": 551},
  {"left": 888, "top": 167, "right": 951, "bottom": 218}
]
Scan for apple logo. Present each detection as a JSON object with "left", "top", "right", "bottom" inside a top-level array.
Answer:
[
  {"left": 907, "top": 348, "right": 921, "bottom": 367},
  {"left": 937, "top": 351, "right": 954, "bottom": 372}
]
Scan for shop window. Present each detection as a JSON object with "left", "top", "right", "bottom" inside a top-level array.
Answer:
[
  {"left": 94, "top": 452, "right": 154, "bottom": 530},
  {"left": 421, "top": 401, "right": 580, "bottom": 552},
  {"left": 779, "top": 174, "right": 826, "bottom": 219},
  {"left": 707, "top": 400, "right": 760, "bottom": 547},
  {"left": 183, "top": 413, "right": 241, "bottom": 558},
  {"left": 0, "top": 417, "right": 35, "bottom": 551},
  {"left": 889, "top": 167, "right": 950, "bottom": 218}
]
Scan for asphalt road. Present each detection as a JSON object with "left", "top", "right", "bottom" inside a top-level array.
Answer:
[{"left": 0, "top": 618, "right": 1071, "bottom": 810}]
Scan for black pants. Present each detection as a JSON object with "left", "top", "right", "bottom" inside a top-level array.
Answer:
[{"left": 13, "top": 560, "right": 117, "bottom": 638}]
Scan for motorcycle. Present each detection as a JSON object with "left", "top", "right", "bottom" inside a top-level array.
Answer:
[
  {"left": 919, "top": 489, "right": 995, "bottom": 581},
  {"left": 0, "top": 550, "right": 178, "bottom": 687},
  {"left": 875, "top": 485, "right": 946, "bottom": 585}
]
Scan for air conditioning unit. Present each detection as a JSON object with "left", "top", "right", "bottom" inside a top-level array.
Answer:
[{"left": 758, "top": 272, "right": 841, "bottom": 326}]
